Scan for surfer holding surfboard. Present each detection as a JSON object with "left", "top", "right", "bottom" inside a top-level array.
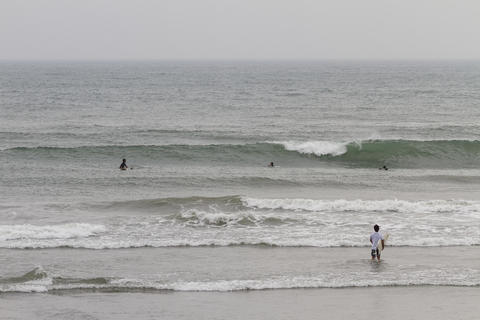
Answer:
[{"left": 370, "top": 224, "right": 387, "bottom": 261}]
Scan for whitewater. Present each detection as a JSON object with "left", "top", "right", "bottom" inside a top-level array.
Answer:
[{"left": 1, "top": 196, "right": 480, "bottom": 249}]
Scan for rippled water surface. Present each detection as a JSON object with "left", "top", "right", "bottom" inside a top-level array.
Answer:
[{"left": 1, "top": 61, "right": 480, "bottom": 294}]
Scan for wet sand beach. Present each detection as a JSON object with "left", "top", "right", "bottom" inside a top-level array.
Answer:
[{"left": 2, "top": 286, "right": 479, "bottom": 320}]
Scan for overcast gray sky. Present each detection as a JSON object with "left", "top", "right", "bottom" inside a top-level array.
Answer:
[{"left": 1, "top": 0, "right": 479, "bottom": 60}]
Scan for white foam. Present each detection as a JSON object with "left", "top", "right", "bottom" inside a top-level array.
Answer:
[
  {"left": 1, "top": 198, "right": 480, "bottom": 248},
  {"left": 160, "top": 276, "right": 480, "bottom": 291},
  {"left": 0, "top": 266, "right": 52, "bottom": 293},
  {"left": 242, "top": 197, "right": 480, "bottom": 214},
  {"left": 178, "top": 208, "right": 287, "bottom": 227},
  {"left": 180, "top": 209, "right": 255, "bottom": 226},
  {"left": 0, "top": 223, "right": 106, "bottom": 241},
  {"left": 276, "top": 140, "right": 349, "bottom": 156},
  {"left": 3, "top": 274, "right": 479, "bottom": 293}
]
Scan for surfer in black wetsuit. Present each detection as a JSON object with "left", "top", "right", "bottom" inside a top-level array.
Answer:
[
  {"left": 268, "top": 162, "right": 274, "bottom": 167},
  {"left": 379, "top": 165, "right": 388, "bottom": 170},
  {"left": 120, "top": 159, "right": 128, "bottom": 170}
]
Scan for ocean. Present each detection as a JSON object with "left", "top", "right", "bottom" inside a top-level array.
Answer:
[{"left": 1, "top": 61, "right": 480, "bottom": 319}]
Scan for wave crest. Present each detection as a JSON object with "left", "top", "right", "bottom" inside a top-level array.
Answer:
[
  {"left": 177, "top": 208, "right": 288, "bottom": 227},
  {"left": 242, "top": 197, "right": 480, "bottom": 214},
  {"left": 0, "top": 223, "right": 106, "bottom": 241},
  {"left": 2, "top": 269, "right": 479, "bottom": 293},
  {"left": 278, "top": 140, "right": 349, "bottom": 156}
]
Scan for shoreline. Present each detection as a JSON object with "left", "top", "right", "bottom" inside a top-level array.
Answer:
[
  {"left": 1, "top": 286, "right": 479, "bottom": 320},
  {"left": 1, "top": 246, "right": 479, "bottom": 294}
]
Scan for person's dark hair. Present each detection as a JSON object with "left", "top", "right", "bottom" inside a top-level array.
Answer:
[
  {"left": 374, "top": 224, "right": 380, "bottom": 232},
  {"left": 122, "top": 159, "right": 126, "bottom": 162}
]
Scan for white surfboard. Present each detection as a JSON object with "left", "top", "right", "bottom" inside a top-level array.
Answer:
[{"left": 377, "top": 233, "right": 389, "bottom": 251}]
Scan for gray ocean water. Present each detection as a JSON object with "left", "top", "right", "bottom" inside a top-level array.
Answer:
[{"left": 1, "top": 61, "right": 480, "bottom": 299}]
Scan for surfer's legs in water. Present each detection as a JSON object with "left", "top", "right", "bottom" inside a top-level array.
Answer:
[{"left": 371, "top": 249, "right": 380, "bottom": 261}]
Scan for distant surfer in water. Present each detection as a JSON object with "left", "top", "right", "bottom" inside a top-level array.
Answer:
[
  {"left": 370, "top": 224, "right": 385, "bottom": 261},
  {"left": 379, "top": 165, "right": 388, "bottom": 170},
  {"left": 268, "top": 162, "right": 274, "bottom": 167},
  {"left": 119, "top": 159, "right": 128, "bottom": 170}
]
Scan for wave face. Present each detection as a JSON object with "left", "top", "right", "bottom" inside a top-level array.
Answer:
[
  {"left": 1, "top": 196, "right": 480, "bottom": 249},
  {"left": 3, "top": 139, "right": 480, "bottom": 168},
  {"left": 2, "top": 266, "right": 479, "bottom": 293},
  {"left": 277, "top": 139, "right": 480, "bottom": 168}
]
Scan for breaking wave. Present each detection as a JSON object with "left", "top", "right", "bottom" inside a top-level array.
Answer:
[
  {"left": 3, "top": 139, "right": 480, "bottom": 168},
  {"left": 1, "top": 196, "right": 480, "bottom": 249},
  {"left": 0, "top": 223, "right": 106, "bottom": 241},
  {"left": 1, "top": 267, "right": 479, "bottom": 293},
  {"left": 242, "top": 197, "right": 480, "bottom": 214},
  {"left": 96, "top": 195, "right": 480, "bottom": 216},
  {"left": 1, "top": 209, "right": 480, "bottom": 248}
]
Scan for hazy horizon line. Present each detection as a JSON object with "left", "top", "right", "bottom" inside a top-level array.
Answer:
[{"left": 1, "top": 58, "right": 480, "bottom": 63}]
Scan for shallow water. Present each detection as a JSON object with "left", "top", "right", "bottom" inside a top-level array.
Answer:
[{"left": 1, "top": 247, "right": 479, "bottom": 293}]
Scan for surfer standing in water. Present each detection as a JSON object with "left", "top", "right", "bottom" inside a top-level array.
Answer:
[
  {"left": 119, "top": 159, "right": 128, "bottom": 170},
  {"left": 370, "top": 224, "right": 385, "bottom": 261}
]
